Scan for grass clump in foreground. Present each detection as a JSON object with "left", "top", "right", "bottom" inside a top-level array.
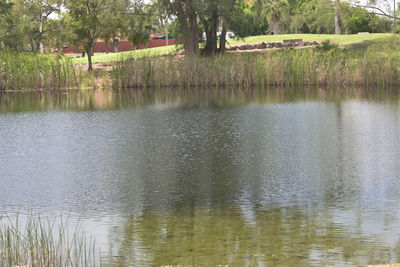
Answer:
[
  {"left": 0, "top": 51, "right": 78, "bottom": 90},
  {"left": 0, "top": 215, "right": 97, "bottom": 267},
  {"left": 112, "top": 36, "right": 400, "bottom": 89}
]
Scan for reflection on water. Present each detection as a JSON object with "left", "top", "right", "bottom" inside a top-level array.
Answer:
[
  {"left": 1, "top": 87, "right": 399, "bottom": 112},
  {"left": 1, "top": 88, "right": 400, "bottom": 266},
  {"left": 107, "top": 207, "right": 400, "bottom": 266}
]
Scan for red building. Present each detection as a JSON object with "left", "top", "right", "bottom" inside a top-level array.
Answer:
[{"left": 63, "top": 34, "right": 175, "bottom": 54}]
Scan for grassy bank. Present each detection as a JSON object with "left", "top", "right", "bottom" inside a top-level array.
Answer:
[
  {"left": 71, "top": 45, "right": 178, "bottom": 65},
  {"left": 71, "top": 33, "right": 389, "bottom": 65},
  {"left": 0, "top": 51, "right": 78, "bottom": 90},
  {"left": 1, "top": 34, "right": 398, "bottom": 90},
  {"left": 0, "top": 215, "right": 97, "bottom": 266},
  {"left": 228, "top": 33, "right": 391, "bottom": 47},
  {"left": 112, "top": 36, "right": 400, "bottom": 89}
]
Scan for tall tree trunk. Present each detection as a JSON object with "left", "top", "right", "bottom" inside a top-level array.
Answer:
[
  {"left": 165, "top": 20, "right": 169, "bottom": 46},
  {"left": 175, "top": 0, "right": 199, "bottom": 56},
  {"left": 273, "top": 22, "right": 279, "bottom": 35},
  {"left": 87, "top": 45, "right": 93, "bottom": 71},
  {"left": 39, "top": 20, "right": 44, "bottom": 53},
  {"left": 203, "top": 24, "right": 217, "bottom": 55},
  {"left": 188, "top": 3, "right": 199, "bottom": 55},
  {"left": 200, "top": 8, "right": 218, "bottom": 56},
  {"left": 394, "top": 0, "right": 397, "bottom": 33},
  {"left": 219, "top": 20, "right": 227, "bottom": 54},
  {"left": 105, "top": 39, "right": 109, "bottom": 54},
  {"left": 113, "top": 36, "right": 119, "bottom": 53},
  {"left": 334, "top": 0, "right": 342, "bottom": 35}
]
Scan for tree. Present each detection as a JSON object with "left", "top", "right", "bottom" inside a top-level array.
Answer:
[
  {"left": 290, "top": 0, "right": 335, "bottom": 34},
  {"left": 229, "top": 0, "right": 268, "bottom": 37},
  {"left": 158, "top": 0, "right": 199, "bottom": 55},
  {"left": 23, "top": 0, "right": 63, "bottom": 53},
  {"left": 334, "top": 0, "right": 343, "bottom": 34},
  {"left": 197, "top": 0, "right": 237, "bottom": 55},
  {"left": 254, "top": 0, "right": 289, "bottom": 34},
  {"left": 152, "top": 1, "right": 171, "bottom": 46},
  {"left": 348, "top": 0, "right": 398, "bottom": 32},
  {"left": 99, "top": 0, "right": 130, "bottom": 53},
  {"left": 125, "top": 2, "right": 154, "bottom": 49},
  {"left": 45, "top": 14, "right": 74, "bottom": 53},
  {"left": 1, "top": 0, "right": 61, "bottom": 52},
  {"left": 67, "top": 0, "right": 105, "bottom": 71}
]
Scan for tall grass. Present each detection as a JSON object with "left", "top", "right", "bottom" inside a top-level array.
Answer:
[
  {"left": 0, "top": 51, "right": 78, "bottom": 90},
  {"left": 0, "top": 215, "right": 97, "bottom": 267},
  {"left": 112, "top": 39, "right": 400, "bottom": 89}
]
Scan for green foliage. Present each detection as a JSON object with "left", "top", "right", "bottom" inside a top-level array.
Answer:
[
  {"left": 344, "top": 6, "right": 392, "bottom": 33},
  {"left": 67, "top": 0, "right": 104, "bottom": 48},
  {"left": 126, "top": 3, "right": 154, "bottom": 49},
  {"left": 0, "top": 0, "right": 63, "bottom": 52},
  {"left": 290, "top": 0, "right": 392, "bottom": 34},
  {"left": 0, "top": 0, "right": 12, "bottom": 15},
  {"left": 67, "top": 0, "right": 105, "bottom": 70},
  {"left": 254, "top": 0, "right": 290, "bottom": 34},
  {"left": 99, "top": 0, "right": 130, "bottom": 52},
  {"left": 0, "top": 51, "right": 78, "bottom": 90},
  {"left": 314, "top": 40, "right": 339, "bottom": 52},
  {"left": 291, "top": 0, "right": 335, "bottom": 34},
  {"left": 228, "top": 0, "right": 268, "bottom": 37}
]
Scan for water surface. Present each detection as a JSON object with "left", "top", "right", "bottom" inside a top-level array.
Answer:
[{"left": 1, "top": 88, "right": 400, "bottom": 266}]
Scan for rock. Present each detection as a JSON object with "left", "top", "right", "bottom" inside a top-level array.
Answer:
[
  {"left": 246, "top": 44, "right": 255, "bottom": 50},
  {"left": 257, "top": 42, "right": 267, "bottom": 49},
  {"left": 239, "top": 45, "right": 247, "bottom": 50}
]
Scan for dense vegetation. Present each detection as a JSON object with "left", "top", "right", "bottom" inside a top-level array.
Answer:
[
  {"left": 0, "top": 51, "right": 77, "bottom": 90},
  {"left": 112, "top": 36, "right": 400, "bottom": 89}
]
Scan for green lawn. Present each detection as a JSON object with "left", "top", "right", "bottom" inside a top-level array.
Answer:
[
  {"left": 71, "top": 33, "right": 393, "bottom": 64},
  {"left": 228, "top": 33, "right": 392, "bottom": 46},
  {"left": 71, "top": 45, "right": 179, "bottom": 64}
]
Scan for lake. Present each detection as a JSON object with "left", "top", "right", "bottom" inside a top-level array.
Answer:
[{"left": 1, "top": 88, "right": 400, "bottom": 266}]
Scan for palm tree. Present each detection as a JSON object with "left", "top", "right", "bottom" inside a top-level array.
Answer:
[
  {"left": 265, "top": 0, "right": 289, "bottom": 34},
  {"left": 254, "top": 0, "right": 289, "bottom": 34}
]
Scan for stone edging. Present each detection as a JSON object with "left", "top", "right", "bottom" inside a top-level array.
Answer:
[{"left": 227, "top": 40, "right": 322, "bottom": 51}]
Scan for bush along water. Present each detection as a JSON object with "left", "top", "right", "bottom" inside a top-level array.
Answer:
[
  {"left": 0, "top": 51, "right": 78, "bottom": 90},
  {"left": 112, "top": 42, "right": 400, "bottom": 89}
]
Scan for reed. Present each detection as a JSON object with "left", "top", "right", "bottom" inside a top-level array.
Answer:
[
  {"left": 0, "top": 215, "right": 97, "bottom": 267},
  {"left": 0, "top": 51, "right": 78, "bottom": 90},
  {"left": 112, "top": 38, "right": 400, "bottom": 89}
]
